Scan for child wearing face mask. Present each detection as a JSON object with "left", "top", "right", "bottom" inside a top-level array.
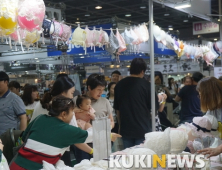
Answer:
[{"left": 75, "top": 95, "right": 95, "bottom": 129}]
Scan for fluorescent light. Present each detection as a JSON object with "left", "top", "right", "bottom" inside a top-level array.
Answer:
[
  {"left": 164, "top": 13, "right": 170, "bottom": 16},
  {"left": 95, "top": 6, "right": 102, "bottom": 9},
  {"left": 35, "top": 58, "right": 38, "bottom": 60},
  {"left": 218, "top": 19, "right": 221, "bottom": 22},
  {"left": 126, "top": 65, "right": 130, "bottom": 68},
  {"left": 75, "top": 21, "right": 80, "bottom": 24},
  {"left": 80, "top": 57, "right": 85, "bottom": 58},
  {"left": 183, "top": 20, "right": 188, "bottom": 22},
  {"left": 36, "top": 61, "right": 39, "bottom": 62},
  {"left": 214, "top": 38, "right": 217, "bottom": 41},
  {"left": 125, "top": 14, "right": 131, "bottom": 17},
  {"left": 79, "top": 54, "right": 83, "bottom": 55},
  {"left": 168, "top": 25, "right": 173, "bottom": 27},
  {"left": 140, "top": 5, "right": 146, "bottom": 9},
  {"left": 175, "top": 2, "right": 191, "bottom": 9},
  {"left": 169, "top": 28, "right": 173, "bottom": 30},
  {"left": 85, "top": 14, "right": 90, "bottom": 17}
]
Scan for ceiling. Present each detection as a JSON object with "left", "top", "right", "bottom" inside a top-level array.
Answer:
[{"left": 44, "top": 0, "right": 220, "bottom": 29}]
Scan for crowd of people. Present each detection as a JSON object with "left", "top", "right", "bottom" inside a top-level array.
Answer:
[{"left": 1, "top": 57, "right": 222, "bottom": 169}]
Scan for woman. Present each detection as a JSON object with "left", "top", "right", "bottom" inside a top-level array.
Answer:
[
  {"left": 74, "top": 74, "right": 115, "bottom": 163},
  {"left": 107, "top": 82, "right": 118, "bottom": 134},
  {"left": 197, "top": 77, "right": 222, "bottom": 158},
  {"left": 10, "top": 95, "right": 93, "bottom": 170},
  {"left": 30, "top": 77, "right": 83, "bottom": 166},
  {"left": 21, "top": 85, "right": 39, "bottom": 122},
  {"left": 168, "top": 78, "right": 178, "bottom": 98}
]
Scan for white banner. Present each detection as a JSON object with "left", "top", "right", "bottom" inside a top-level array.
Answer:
[
  {"left": 214, "top": 67, "right": 222, "bottom": 79},
  {"left": 193, "top": 21, "right": 219, "bottom": 35},
  {"left": 178, "top": 62, "right": 200, "bottom": 73}
]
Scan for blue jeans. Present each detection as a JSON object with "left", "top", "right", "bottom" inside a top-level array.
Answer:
[{"left": 122, "top": 137, "right": 145, "bottom": 149}]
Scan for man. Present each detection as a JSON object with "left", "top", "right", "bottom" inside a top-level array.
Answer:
[
  {"left": 0, "top": 71, "right": 27, "bottom": 135},
  {"left": 175, "top": 72, "right": 204, "bottom": 124},
  {"left": 8, "top": 81, "right": 21, "bottom": 96},
  {"left": 111, "top": 70, "right": 121, "bottom": 83},
  {"left": 114, "top": 58, "right": 158, "bottom": 148}
]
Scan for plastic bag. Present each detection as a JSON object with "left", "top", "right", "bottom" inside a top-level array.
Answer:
[
  {"left": 0, "top": 154, "right": 10, "bottom": 170},
  {"left": 92, "top": 116, "right": 111, "bottom": 162}
]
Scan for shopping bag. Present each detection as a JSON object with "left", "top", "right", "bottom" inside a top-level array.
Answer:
[
  {"left": 92, "top": 116, "right": 111, "bottom": 162},
  {"left": 0, "top": 154, "right": 10, "bottom": 170}
]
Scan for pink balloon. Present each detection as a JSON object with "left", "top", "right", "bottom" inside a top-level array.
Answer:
[{"left": 18, "top": 16, "right": 40, "bottom": 32}]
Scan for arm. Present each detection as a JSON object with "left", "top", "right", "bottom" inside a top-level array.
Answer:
[
  {"left": 157, "top": 93, "right": 167, "bottom": 112},
  {"left": 19, "top": 114, "right": 27, "bottom": 131},
  {"left": 74, "top": 143, "right": 92, "bottom": 154},
  {"left": 197, "top": 144, "right": 222, "bottom": 158},
  {"left": 174, "top": 95, "right": 181, "bottom": 102},
  {"left": 109, "top": 113, "right": 115, "bottom": 129}
]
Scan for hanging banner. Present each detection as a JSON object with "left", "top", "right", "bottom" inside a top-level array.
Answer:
[
  {"left": 193, "top": 21, "right": 219, "bottom": 35},
  {"left": 214, "top": 67, "right": 222, "bottom": 79}
]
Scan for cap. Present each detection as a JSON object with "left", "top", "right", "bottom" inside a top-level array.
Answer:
[
  {"left": 0, "top": 71, "right": 9, "bottom": 82},
  {"left": 192, "top": 72, "right": 204, "bottom": 82}
]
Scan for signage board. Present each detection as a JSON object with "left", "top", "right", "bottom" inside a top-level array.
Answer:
[
  {"left": 193, "top": 21, "right": 219, "bottom": 35},
  {"left": 214, "top": 67, "right": 222, "bottom": 79}
]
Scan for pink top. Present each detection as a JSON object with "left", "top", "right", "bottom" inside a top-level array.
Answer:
[{"left": 116, "top": 28, "right": 126, "bottom": 52}]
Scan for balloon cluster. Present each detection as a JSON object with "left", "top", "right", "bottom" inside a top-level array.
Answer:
[{"left": 0, "top": 0, "right": 45, "bottom": 49}]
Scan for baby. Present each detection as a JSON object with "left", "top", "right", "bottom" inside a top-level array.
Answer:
[{"left": 75, "top": 95, "right": 95, "bottom": 125}]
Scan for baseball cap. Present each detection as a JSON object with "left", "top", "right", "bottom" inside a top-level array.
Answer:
[
  {"left": 0, "top": 71, "right": 9, "bottom": 82},
  {"left": 192, "top": 72, "right": 204, "bottom": 82}
]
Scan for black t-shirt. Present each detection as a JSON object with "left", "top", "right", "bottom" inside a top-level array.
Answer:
[
  {"left": 114, "top": 77, "right": 158, "bottom": 138},
  {"left": 178, "top": 85, "right": 203, "bottom": 121}
]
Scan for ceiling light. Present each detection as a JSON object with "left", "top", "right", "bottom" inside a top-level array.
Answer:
[
  {"left": 35, "top": 58, "right": 38, "bottom": 60},
  {"left": 164, "top": 13, "right": 170, "bottom": 16},
  {"left": 95, "top": 6, "right": 102, "bottom": 9},
  {"left": 85, "top": 14, "right": 90, "bottom": 17},
  {"left": 140, "top": 5, "right": 146, "bottom": 9},
  {"left": 126, "top": 65, "right": 130, "bottom": 68},
  {"left": 75, "top": 21, "right": 80, "bottom": 24},
  {"left": 168, "top": 28, "right": 173, "bottom": 30},
  {"left": 183, "top": 20, "right": 188, "bottom": 22},
  {"left": 214, "top": 38, "right": 217, "bottom": 41},
  {"left": 168, "top": 25, "right": 173, "bottom": 27},
  {"left": 175, "top": 2, "right": 191, "bottom": 9},
  {"left": 125, "top": 14, "right": 131, "bottom": 17},
  {"left": 80, "top": 57, "right": 85, "bottom": 58},
  {"left": 36, "top": 61, "right": 39, "bottom": 62},
  {"left": 218, "top": 19, "right": 221, "bottom": 22},
  {"left": 79, "top": 54, "right": 83, "bottom": 55}
]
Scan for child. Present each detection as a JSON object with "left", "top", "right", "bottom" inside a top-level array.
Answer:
[{"left": 75, "top": 95, "right": 95, "bottom": 124}]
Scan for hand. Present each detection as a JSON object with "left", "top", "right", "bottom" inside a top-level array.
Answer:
[
  {"left": 111, "top": 133, "right": 122, "bottom": 142},
  {"left": 158, "top": 93, "right": 167, "bottom": 103},
  {"left": 0, "top": 139, "right": 3, "bottom": 151},
  {"left": 87, "top": 112, "right": 95, "bottom": 120},
  {"left": 77, "top": 119, "right": 86, "bottom": 130},
  {"left": 197, "top": 147, "right": 222, "bottom": 158}
]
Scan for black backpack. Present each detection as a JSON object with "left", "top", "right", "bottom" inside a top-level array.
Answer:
[{"left": 0, "top": 129, "right": 23, "bottom": 163}]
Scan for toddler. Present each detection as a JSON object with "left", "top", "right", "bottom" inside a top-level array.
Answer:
[{"left": 75, "top": 95, "right": 95, "bottom": 123}]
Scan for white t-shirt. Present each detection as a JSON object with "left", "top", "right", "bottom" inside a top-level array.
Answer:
[
  {"left": 25, "top": 101, "right": 38, "bottom": 110},
  {"left": 168, "top": 84, "right": 177, "bottom": 95}
]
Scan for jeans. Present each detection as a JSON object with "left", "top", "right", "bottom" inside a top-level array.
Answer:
[{"left": 122, "top": 137, "right": 145, "bottom": 149}]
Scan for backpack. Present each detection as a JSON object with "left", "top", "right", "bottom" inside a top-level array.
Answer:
[{"left": 0, "top": 128, "right": 23, "bottom": 163}]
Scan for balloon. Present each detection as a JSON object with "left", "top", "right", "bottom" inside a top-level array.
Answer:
[
  {"left": 0, "top": 17, "right": 17, "bottom": 30},
  {"left": 18, "top": 16, "right": 40, "bottom": 32},
  {"left": 18, "top": 0, "right": 45, "bottom": 32},
  {"left": 24, "top": 31, "right": 40, "bottom": 44}
]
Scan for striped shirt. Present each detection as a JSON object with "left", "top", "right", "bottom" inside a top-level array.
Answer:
[{"left": 14, "top": 115, "right": 88, "bottom": 170}]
